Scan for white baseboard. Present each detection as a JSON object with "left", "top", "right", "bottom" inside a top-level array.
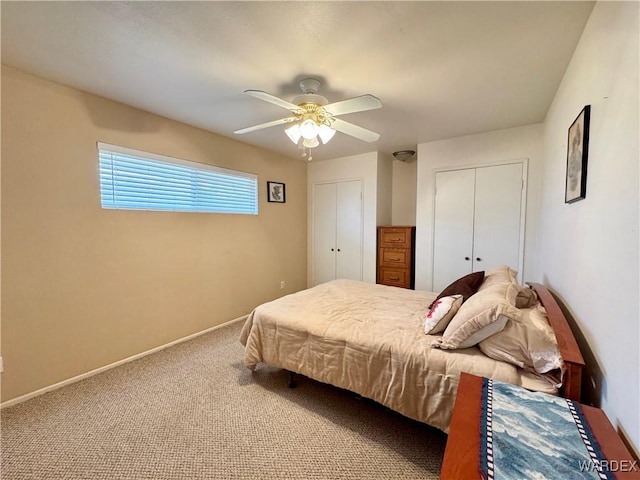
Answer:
[{"left": 1, "top": 315, "right": 247, "bottom": 409}]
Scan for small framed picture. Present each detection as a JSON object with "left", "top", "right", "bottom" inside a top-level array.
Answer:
[
  {"left": 565, "top": 105, "right": 590, "bottom": 204},
  {"left": 267, "top": 181, "right": 286, "bottom": 203}
]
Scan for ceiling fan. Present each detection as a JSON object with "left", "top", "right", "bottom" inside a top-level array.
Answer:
[{"left": 234, "top": 78, "right": 382, "bottom": 159}]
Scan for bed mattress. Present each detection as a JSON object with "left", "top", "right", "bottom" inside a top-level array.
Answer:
[{"left": 240, "top": 279, "right": 555, "bottom": 432}]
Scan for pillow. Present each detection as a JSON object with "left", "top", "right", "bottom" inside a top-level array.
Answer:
[
  {"left": 429, "top": 271, "right": 485, "bottom": 308},
  {"left": 432, "top": 282, "right": 520, "bottom": 349},
  {"left": 478, "top": 265, "right": 518, "bottom": 291},
  {"left": 478, "top": 304, "right": 563, "bottom": 375},
  {"left": 424, "top": 295, "right": 463, "bottom": 334},
  {"left": 515, "top": 286, "right": 538, "bottom": 309}
]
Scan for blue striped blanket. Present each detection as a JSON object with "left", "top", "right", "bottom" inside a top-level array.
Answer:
[{"left": 480, "top": 378, "right": 613, "bottom": 480}]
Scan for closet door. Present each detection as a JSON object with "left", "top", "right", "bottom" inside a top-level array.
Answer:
[
  {"left": 473, "top": 164, "right": 523, "bottom": 273},
  {"left": 313, "top": 182, "right": 338, "bottom": 285},
  {"left": 432, "top": 163, "right": 525, "bottom": 292},
  {"left": 432, "top": 169, "right": 476, "bottom": 292},
  {"left": 335, "top": 180, "right": 363, "bottom": 281},
  {"left": 312, "top": 180, "right": 363, "bottom": 286}
]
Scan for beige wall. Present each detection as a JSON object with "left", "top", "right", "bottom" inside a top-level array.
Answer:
[
  {"left": 536, "top": 1, "right": 639, "bottom": 453},
  {"left": 391, "top": 158, "right": 417, "bottom": 226},
  {"left": 1, "top": 66, "right": 308, "bottom": 402},
  {"left": 376, "top": 153, "right": 393, "bottom": 227}
]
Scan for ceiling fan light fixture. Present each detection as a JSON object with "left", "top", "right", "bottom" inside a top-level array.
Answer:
[
  {"left": 285, "top": 124, "right": 302, "bottom": 144},
  {"left": 318, "top": 124, "right": 336, "bottom": 144},
  {"left": 286, "top": 119, "right": 334, "bottom": 148},
  {"left": 302, "top": 136, "right": 320, "bottom": 148},
  {"left": 392, "top": 150, "right": 416, "bottom": 162},
  {"left": 300, "top": 118, "right": 320, "bottom": 140}
]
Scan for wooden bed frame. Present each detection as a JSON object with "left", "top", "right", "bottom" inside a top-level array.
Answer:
[{"left": 528, "top": 282, "right": 585, "bottom": 401}]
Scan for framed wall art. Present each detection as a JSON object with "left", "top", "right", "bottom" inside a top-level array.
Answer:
[
  {"left": 565, "top": 105, "right": 590, "bottom": 203},
  {"left": 267, "top": 181, "right": 286, "bottom": 203}
]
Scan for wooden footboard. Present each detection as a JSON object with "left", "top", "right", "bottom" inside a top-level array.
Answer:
[{"left": 528, "top": 282, "right": 585, "bottom": 402}]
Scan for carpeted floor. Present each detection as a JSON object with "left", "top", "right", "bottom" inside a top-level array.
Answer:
[{"left": 1, "top": 320, "right": 447, "bottom": 479}]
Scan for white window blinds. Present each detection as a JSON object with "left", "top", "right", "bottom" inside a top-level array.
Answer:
[{"left": 98, "top": 143, "right": 258, "bottom": 215}]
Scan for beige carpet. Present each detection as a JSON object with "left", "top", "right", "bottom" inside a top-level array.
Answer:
[{"left": 1, "top": 320, "right": 447, "bottom": 479}]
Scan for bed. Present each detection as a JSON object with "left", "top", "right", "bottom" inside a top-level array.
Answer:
[{"left": 239, "top": 267, "right": 584, "bottom": 433}]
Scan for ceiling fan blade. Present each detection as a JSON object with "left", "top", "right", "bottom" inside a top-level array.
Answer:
[
  {"left": 331, "top": 118, "right": 380, "bottom": 142},
  {"left": 234, "top": 116, "right": 297, "bottom": 135},
  {"left": 245, "top": 90, "right": 303, "bottom": 113},
  {"left": 324, "top": 94, "right": 382, "bottom": 117}
]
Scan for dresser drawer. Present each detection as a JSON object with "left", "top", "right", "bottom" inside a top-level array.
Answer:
[
  {"left": 378, "top": 268, "right": 411, "bottom": 289},
  {"left": 378, "top": 248, "right": 411, "bottom": 268},
  {"left": 379, "top": 228, "right": 413, "bottom": 248}
]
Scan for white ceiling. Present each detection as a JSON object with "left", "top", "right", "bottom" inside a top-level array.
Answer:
[{"left": 1, "top": 1, "right": 594, "bottom": 161}]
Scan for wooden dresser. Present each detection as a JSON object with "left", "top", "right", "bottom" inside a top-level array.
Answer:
[{"left": 376, "top": 226, "right": 416, "bottom": 289}]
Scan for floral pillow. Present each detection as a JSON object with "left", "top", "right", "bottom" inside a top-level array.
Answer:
[{"left": 424, "top": 295, "right": 463, "bottom": 334}]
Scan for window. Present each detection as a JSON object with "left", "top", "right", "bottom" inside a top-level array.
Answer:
[{"left": 98, "top": 143, "right": 258, "bottom": 215}]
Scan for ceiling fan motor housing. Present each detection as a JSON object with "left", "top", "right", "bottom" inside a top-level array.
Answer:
[
  {"left": 292, "top": 78, "right": 328, "bottom": 108},
  {"left": 292, "top": 93, "right": 328, "bottom": 107},
  {"left": 299, "top": 78, "right": 321, "bottom": 94}
]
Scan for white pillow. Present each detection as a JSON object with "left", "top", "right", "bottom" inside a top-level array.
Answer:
[
  {"left": 479, "top": 304, "right": 564, "bottom": 374},
  {"left": 478, "top": 265, "right": 518, "bottom": 291},
  {"left": 424, "top": 295, "right": 463, "bottom": 334}
]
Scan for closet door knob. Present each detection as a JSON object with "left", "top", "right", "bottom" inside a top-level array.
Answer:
[
  {"left": 476, "top": 257, "right": 482, "bottom": 262},
  {"left": 331, "top": 248, "right": 335, "bottom": 252},
  {"left": 464, "top": 257, "right": 470, "bottom": 261},
  {"left": 337, "top": 249, "right": 341, "bottom": 252}
]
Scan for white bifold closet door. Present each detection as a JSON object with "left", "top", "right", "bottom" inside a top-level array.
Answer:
[
  {"left": 313, "top": 180, "right": 363, "bottom": 286},
  {"left": 432, "top": 163, "right": 524, "bottom": 292}
]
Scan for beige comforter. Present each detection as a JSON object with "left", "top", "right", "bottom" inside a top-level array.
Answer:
[{"left": 239, "top": 279, "right": 554, "bottom": 433}]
